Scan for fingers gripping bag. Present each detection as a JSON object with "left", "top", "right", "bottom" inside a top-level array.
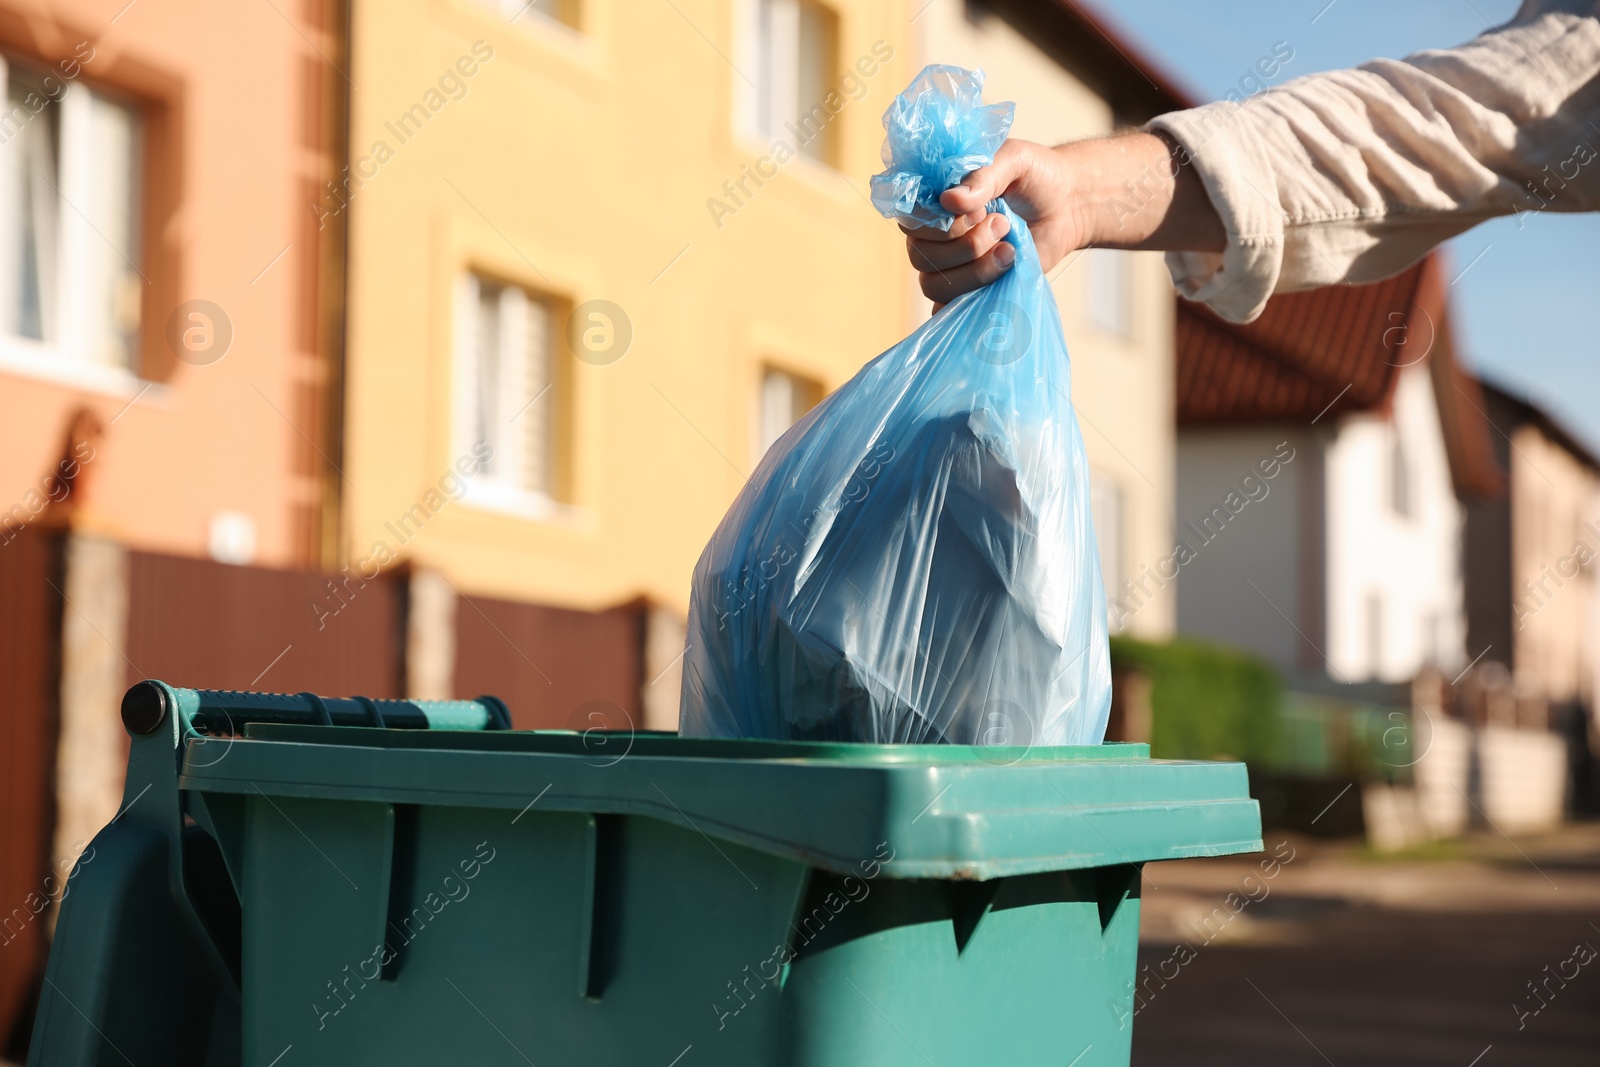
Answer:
[{"left": 679, "top": 65, "right": 1112, "bottom": 747}]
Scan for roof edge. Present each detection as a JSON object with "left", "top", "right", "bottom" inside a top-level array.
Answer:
[{"left": 976, "top": 0, "right": 1197, "bottom": 123}]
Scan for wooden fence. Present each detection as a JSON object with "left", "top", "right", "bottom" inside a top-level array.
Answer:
[{"left": 0, "top": 540, "right": 646, "bottom": 1052}]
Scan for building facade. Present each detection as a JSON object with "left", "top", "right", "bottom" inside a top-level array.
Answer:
[
  {"left": 0, "top": 0, "right": 346, "bottom": 568},
  {"left": 1172, "top": 255, "right": 1499, "bottom": 685},
  {"left": 0, "top": 0, "right": 348, "bottom": 1049},
  {"left": 1465, "top": 381, "right": 1600, "bottom": 712},
  {"left": 337, "top": 0, "right": 918, "bottom": 720}
]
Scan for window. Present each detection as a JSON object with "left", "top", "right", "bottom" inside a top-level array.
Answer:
[
  {"left": 756, "top": 366, "right": 820, "bottom": 460},
  {"left": 477, "top": 0, "right": 581, "bottom": 31},
  {"left": 737, "top": 0, "right": 839, "bottom": 165},
  {"left": 1421, "top": 610, "right": 1440, "bottom": 667},
  {"left": 455, "top": 272, "right": 564, "bottom": 502},
  {"left": 1084, "top": 248, "right": 1131, "bottom": 338},
  {"left": 1389, "top": 428, "right": 1413, "bottom": 517},
  {"left": 0, "top": 58, "right": 142, "bottom": 376},
  {"left": 1089, "top": 472, "right": 1124, "bottom": 627}
]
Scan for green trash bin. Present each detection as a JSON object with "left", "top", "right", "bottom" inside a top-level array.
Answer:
[{"left": 30, "top": 681, "right": 1261, "bottom": 1066}]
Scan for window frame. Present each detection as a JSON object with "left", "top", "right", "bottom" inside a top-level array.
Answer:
[
  {"left": 1089, "top": 470, "right": 1125, "bottom": 630},
  {"left": 754, "top": 363, "right": 823, "bottom": 464},
  {"left": 1389, "top": 426, "right": 1414, "bottom": 518},
  {"left": 452, "top": 268, "right": 574, "bottom": 521},
  {"left": 1083, "top": 247, "right": 1134, "bottom": 341},
  {"left": 734, "top": 0, "right": 843, "bottom": 170},
  {"left": 0, "top": 52, "right": 147, "bottom": 392},
  {"left": 473, "top": 0, "right": 585, "bottom": 36},
  {"left": 1365, "top": 590, "right": 1385, "bottom": 678}
]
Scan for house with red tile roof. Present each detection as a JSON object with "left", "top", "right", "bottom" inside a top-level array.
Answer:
[{"left": 1152, "top": 253, "right": 1501, "bottom": 685}]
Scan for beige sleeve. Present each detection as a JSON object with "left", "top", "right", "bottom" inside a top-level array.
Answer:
[{"left": 1146, "top": 0, "right": 1600, "bottom": 322}]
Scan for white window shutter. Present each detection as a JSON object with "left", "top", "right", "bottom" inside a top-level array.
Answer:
[
  {"left": 739, "top": 0, "right": 801, "bottom": 142},
  {"left": 766, "top": 0, "right": 800, "bottom": 139},
  {"left": 497, "top": 285, "right": 529, "bottom": 492},
  {"left": 0, "top": 67, "right": 141, "bottom": 370},
  {"left": 0, "top": 54, "right": 20, "bottom": 340},
  {"left": 55, "top": 81, "right": 93, "bottom": 366},
  {"left": 759, "top": 368, "right": 794, "bottom": 458},
  {"left": 475, "top": 278, "right": 504, "bottom": 482},
  {"left": 456, "top": 272, "right": 560, "bottom": 502},
  {"left": 797, "top": 0, "right": 830, "bottom": 159},
  {"left": 1085, "top": 249, "right": 1133, "bottom": 338},
  {"left": 0, "top": 60, "right": 66, "bottom": 347},
  {"left": 82, "top": 91, "right": 141, "bottom": 369},
  {"left": 521, "top": 295, "right": 551, "bottom": 496},
  {"left": 734, "top": 0, "right": 763, "bottom": 140},
  {"left": 453, "top": 272, "right": 481, "bottom": 464},
  {"left": 29, "top": 83, "right": 59, "bottom": 346}
]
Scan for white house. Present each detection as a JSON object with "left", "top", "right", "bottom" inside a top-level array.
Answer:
[{"left": 1167, "top": 254, "right": 1500, "bottom": 684}]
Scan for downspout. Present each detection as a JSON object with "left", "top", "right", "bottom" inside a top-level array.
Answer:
[{"left": 317, "top": 0, "right": 355, "bottom": 570}]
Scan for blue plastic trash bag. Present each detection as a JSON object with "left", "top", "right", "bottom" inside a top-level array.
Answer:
[{"left": 678, "top": 64, "right": 1111, "bottom": 747}]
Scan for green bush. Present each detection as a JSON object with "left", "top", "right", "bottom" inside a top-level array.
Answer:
[{"left": 1110, "top": 636, "right": 1281, "bottom": 764}]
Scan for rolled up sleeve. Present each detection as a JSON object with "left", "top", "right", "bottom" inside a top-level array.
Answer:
[{"left": 1147, "top": 0, "right": 1600, "bottom": 322}]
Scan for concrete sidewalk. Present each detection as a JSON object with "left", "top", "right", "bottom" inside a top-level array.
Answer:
[{"left": 1131, "top": 823, "right": 1600, "bottom": 1065}]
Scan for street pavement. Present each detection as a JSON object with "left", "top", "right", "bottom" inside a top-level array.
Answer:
[{"left": 1132, "top": 823, "right": 1600, "bottom": 1065}]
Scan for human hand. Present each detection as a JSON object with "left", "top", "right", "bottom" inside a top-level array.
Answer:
[
  {"left": 902, "top": 139, "right": 1084, "bottom": 306},
  {"left": 901, "top": 132, "right": 1224, "bottom": 307}
]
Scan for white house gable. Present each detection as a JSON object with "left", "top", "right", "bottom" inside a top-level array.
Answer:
[{"left": 1325, "top": 363, "right": 1466, "bottom": 682}]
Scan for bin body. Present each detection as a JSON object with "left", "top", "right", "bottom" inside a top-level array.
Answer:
[
  {"left": 31, "top": 686, "right": 1262, "bottom": 1067},
  {"left": 239, "top": 792, "right": 1142, "bottom": 1065}
]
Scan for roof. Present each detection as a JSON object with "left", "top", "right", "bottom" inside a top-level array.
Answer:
[
  {"left": 1476, "top": 378, "right": 1600, "bottom": 474},
  {"left": 980, "top": 0, "right": 1198, "bottom": 122},
  {"left": 1177, "top": 264, "right": 1425, "bottom": 425},
  {"left": 1434, "top": 329, "right": 1506, "bottom": 500},
  {"left": 1176, "top": 255, "right": 1504, "bottom": 499}
]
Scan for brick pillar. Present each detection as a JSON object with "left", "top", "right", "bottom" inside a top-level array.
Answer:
[
  {"left": 50, "top": 534, "right": 130, "bottom": 893},
  {"left": 406, "top": 567, "right": 457, "bottom": 700},
  {"left": 1107, "top": 666, "right": 1153, "bottom": 745},
  {"left": 641, "top": 604, "right": 688, "bottom": 732}
]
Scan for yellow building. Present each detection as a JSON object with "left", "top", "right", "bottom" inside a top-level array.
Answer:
[{"left": 341, "top": 0, "right": 913, "bottom": 635}]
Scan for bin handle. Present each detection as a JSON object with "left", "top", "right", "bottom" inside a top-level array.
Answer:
[{"left": 119, "top": 680, "right": 513, "bottom": 738}]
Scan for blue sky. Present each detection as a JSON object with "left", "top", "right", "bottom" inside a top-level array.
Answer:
[{"left": 1094, "top": 0, "right": 1600, "bottom": 453}]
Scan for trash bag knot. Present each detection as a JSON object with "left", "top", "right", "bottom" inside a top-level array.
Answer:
[{"left": 869, "top": 64, "right": 1015, "bottom": 232}]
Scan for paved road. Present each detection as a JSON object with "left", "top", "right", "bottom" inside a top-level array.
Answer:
[{"left": 1131, "top": 826, "right": 1600, "bottom": 1066}]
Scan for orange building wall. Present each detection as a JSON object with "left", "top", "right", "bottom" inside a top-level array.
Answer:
[{"left": 0, "top": 0, "right": 343, "bottom": 568}]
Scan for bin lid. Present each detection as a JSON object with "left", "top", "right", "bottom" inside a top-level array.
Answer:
[{"left": 180, "top": 726, "right": 1262, "bottom": 880}]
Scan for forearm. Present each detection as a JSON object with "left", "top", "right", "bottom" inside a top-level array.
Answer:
[
  {"left": 1057, "top": 132, "right": 1226, "bottom": 254},
  {"left": 1144, "top": 1, "right": 1600, "bottom": 321}
]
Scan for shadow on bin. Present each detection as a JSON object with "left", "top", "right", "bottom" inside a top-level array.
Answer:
[{"left": 29, "top": 681, "right": 1261, "bottom": 1066}]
